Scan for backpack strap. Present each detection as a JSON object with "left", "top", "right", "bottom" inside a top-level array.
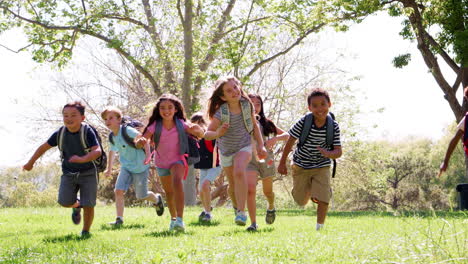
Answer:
[
  {"left": 79, "top": 123, "right": 89, "bottom": 152},
  {"left": 153, "top": 121, "right": 163, "bottom": 149},
  {"left": 240, "top": 99, "right": 254, "bottom": 134},
  {"left": 109, "top": 133, "right": 115, "bottom": 146},
  {"left": 175, "top": 119, "right": 188, "bottom": 155},
  {"left": 298, "top": 113, "right": 313, "bottom": 148},
  {"left": 121, "top": 124, "right": 137, "bottom": 148},
  {"left": 57, "top": 126, "right": 66, "bottom": 160},
  {"left": 325, "top": 115, "right": 335, "bottom": 147},
  {"left": 220, "top": 103, "right": 230, "bottom": 125}
]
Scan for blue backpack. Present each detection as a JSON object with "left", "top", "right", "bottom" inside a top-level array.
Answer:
[{"left": 298, "top": 112, "right": 337, "bottom": 178}]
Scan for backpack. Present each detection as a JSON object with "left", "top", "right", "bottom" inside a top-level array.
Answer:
[
  {"left": 109, "top": 116, "right": 144, "bottom": 149},
  {"left": 57, "top": 123, "right": 107, "bottom": 173},
  {"left": 194, "top": 139, "right": 218, "bottom": 169},
  {"left": 153, "top": 119, "right": 200, "bottom": 165},
  {"left": 298, "top": 112, "right": 337, "bottom": 178},
  {"left": 219, "top": 98, "right": 254, "bottom": 134}
]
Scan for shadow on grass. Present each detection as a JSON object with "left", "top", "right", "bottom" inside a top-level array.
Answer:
[
  {"left": 43, "top": 233, "right": 91, "bottom": 243},
  {"left": 145, "top": 230, "right": 195, "bottom": 238},
  {"left": 188, "top": 220, "right": 221, "bottom": 227},
  {"left": 222, "top": 227, "right": 274, "bottom": 236},
  {"left": 100, "top": 223, "right": 145, "bottom": 231},
  {"left": 278, "top": 209, "right": 468, "bottom": 219}
]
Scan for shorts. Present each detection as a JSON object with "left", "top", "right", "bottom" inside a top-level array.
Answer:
[
  {"left": 198, "top": 166, "right": 222, "bottom": 190},
  {"left": 157, "top": 160, "right": 184, "bottom": 177},
  {"left": 115, "top": 167, "right": 150, "bottom": 199},
  {"left": 247, "top": 159, "right": 275, "bottom": 179},
  {"left": 219, "top": 145, "right": 252, "bottom": 167},
  {"left": 58, "top": 168, "right": 98, "bottom": 207},
  {"left": 291, "top": 164, "right": 331, "bottom": 204}
]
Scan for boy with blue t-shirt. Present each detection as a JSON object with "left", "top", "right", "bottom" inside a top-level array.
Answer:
[
  {"left": 278, "top": 88, "right": 342, "bottom": 231},
  {"left": 102, "top": 107, "right": 164, "bottom": 226},
  {"left": 23, "top": 101, "right": 102, "bottom": 237}
]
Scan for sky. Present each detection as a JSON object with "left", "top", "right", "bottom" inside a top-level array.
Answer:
[{"left": 0, "top": 13, "right": 459, "bottom": 168}]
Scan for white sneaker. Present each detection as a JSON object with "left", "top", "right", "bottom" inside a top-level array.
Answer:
[
  {"left": 173, "top": 217, "right": 185, "bottom": 232},
  {"left": 316, "top": 223, "right": 324, "bottom": 231}
]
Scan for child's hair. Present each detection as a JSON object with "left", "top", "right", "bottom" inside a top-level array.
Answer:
[
  {"left": 190, "top": 112, "right": 207, "bottom": 129},
  {"left": 143, "top": 94, "right": 187, "bottom": 134},
  {"left": 63, "top": 101, "right": 85, "bottom": 115},
  {"left": 101, "top": 106, "right": 123, "bottom": 120},
  {"left": 307, "top": 88, "right": 331, "bottom": 105},
  {"left": 207, "top": 76, "right": 250, "bottom": 119},
  {"left": 248, "top": 94, "right": 278, "bottom": 137}
]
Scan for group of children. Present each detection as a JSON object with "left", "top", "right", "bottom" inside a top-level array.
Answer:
[{"left": 23, "top": 76, "right": 343, "bottom": 236}]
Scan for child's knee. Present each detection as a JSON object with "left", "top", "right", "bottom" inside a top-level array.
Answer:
[{"left": 114, "top": 189, "right": 125, "bottom": 196}]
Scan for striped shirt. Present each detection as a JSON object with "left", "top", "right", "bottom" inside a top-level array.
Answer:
[
  {"left": 288, "top": 114, "right": 341, "bottom": 169},
  {"left": 214, "top": 107, "right": 251, "bottom": 156}
]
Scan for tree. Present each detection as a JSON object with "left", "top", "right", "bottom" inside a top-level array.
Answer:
[{"left": 0, "top": 0, "right": 380, "bottom": 113}]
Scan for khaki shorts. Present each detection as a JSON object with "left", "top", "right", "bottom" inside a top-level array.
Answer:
[{"left": 291, "top": 164, "right": 331, "bottom": 204}]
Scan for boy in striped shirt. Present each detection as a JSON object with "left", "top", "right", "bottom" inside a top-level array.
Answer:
[{"left": 278, "top": 88, "right": 342, "bottom": 230}]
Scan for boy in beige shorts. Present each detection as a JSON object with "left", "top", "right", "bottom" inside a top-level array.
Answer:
[{"left": 278, "top": 88, "right": 342, "bottom": 230}]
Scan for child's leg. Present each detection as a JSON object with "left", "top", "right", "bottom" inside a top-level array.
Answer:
[
  {"left": 133, "top": 169, "right": 158, "bottom": 203},
  {"left": 159, "top": 175, "right": 176, "bottom": 218},
  {"left": 224, "top": 166, "right": 237, "bottom": 209},
  {"left": 232, "top": 151, "right": 252, "bottom": 212},
  {"left": 200, "top": 180, "right": 211, "bottom": 213},
  {"left": 82, "top": 207, "right": 94, "bottom": 232},
  {"left": 246, "top": 170, "right": 257, "bottom": 224},
  {"left": 115, "top": 189, "right": 125, "bottom": 218},
  {"left": 316, "top": 200, "right": 329, "bottom": 224},
  {"left": 262, "top": 177, "right": 275, "bottom": 210},
  {"left": 169, "top": 163, "right": 185, "bottom": 218}
]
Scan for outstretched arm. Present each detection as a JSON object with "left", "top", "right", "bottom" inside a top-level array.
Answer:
[
  {"left": 23, "top": 142, "right": 53, "bottom": 171},
  {"left": 277, "top": 135, "right": 296, "bottom": 175},
  {"left": 204, "top": 117, "right": 229, "bottom": 140},
  {"left": 69, "top": 145, "right": 102, "bottom": 163},
  {"left": 265, "top": 126, "right": 289, "bottom": 150},
  {"left": 252, "top": 116, "right": 267, "bottom": 160},
  {"left": 439, "top": 129, "right": 464, "bottom": 177},
  {"left": 104, "top": 150, "right": 116, "bottom": 177},
  {"left": 186, "top": 123, "right": 204, "bottom": 139}
]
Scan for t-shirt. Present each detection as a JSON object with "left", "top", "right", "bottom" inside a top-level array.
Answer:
[
  {"left": 288, "top": 114, "right": 341, "bottom": 169},
  {"left": 147, "top": 120, "right": 189, "bottom": 169},
  {"left": 214, "top": 107, "right": 251, "bottom": 156},
  {"left": 457, "top": 116, "right": 466, "bottom": 131},
  {"left": 109, "top": 125, "right": 149, "bottom": 173},
  {"left": 47, "top": 125, "right": 99, "bottom": 173}
]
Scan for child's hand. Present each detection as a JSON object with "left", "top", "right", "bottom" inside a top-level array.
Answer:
[
  {"left": 69, "top": 155, "right": 84, "bottom": 163},
  {"left": 144, "top": 155, "right": 152, "bottom": 165},
  {"left": 22, "top": 162, "right": 33, "bottom": 171},
  {"left": 438, "top": 162, "right": 447, "bottom": 177},
  {"left": 277, "top": 161, "right": 287, "bottom": 175},
  {"left": 104, "top": 169, "right": 112, "bottom": 178},
  {"left": 217, "top": 123, "right": 229, "bottom": 137},
  {"left": 257, "top": 146, "right": 268, "bottom": 160},
  {"left": 265, "top": 137, "right": 277, "bottom": 151},
  {"left": 134, "top": 137, "right": 146, "bottom": 149},
  {"left": 317, "top": 147, "right": 330, "bottom": 158}
]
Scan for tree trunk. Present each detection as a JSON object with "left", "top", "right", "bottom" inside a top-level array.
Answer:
[
  {"left": 183, "top": 164, "right": 198, "bottom": 206},
  {"left": 182, "top": 0, "right": 194, "bottom": 113}
]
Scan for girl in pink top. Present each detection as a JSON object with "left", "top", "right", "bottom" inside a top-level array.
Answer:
[{"left": 139, "top": 94, "right": 203, "bottom": 232}]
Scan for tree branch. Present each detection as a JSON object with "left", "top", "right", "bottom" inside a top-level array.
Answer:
[
  {"left": 424, "top": 31, "right": 460, "bottom": 74},
  {"left": 177, "top": 0, "right": 184, "bottom": 24}
]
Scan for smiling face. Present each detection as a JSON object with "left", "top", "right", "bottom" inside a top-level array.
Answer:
[
  {"left": 103, "top": 112, "right": 121, "bottom": 131},
  {"left": 62, "top": 106, "right": 85, "bottom": 132},
  {"left": 220, "top": 79, "right": 242, "bottom": 104},
  {"left": 250, "top": 96, "right": 262, "bottom": 115},
  {"left": 308, "top": 95, "right": 331, "bottom": 121},
  {"left": 159, "top": 99, "right": 177, "bottom": 121}
]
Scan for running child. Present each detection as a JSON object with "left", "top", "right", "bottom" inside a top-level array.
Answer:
[
  {"left": 190, "top": 112, "right": 222, "bottom": 223},
  {"left": 101, "top": 107, "right": 165, "bottom": 226},
  {"left": 246, "top": 94, "right": 289, "bottom": 229},
  {"left": 278, "top": 88, "right": 342, "bottom": 231},
  {"left": 23, "top": 101, "right": 102, "bottom": 237},
  {"left": 138, "top": 94, "right": 204, "bottom": 231},
  {"left": 204, "top": 76, "right": 267, "bottom": 230}
]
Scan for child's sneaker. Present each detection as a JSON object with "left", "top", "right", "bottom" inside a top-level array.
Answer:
[
  {"left": 173, "top": 217, "right": 185, "bottom": 232},
  {"left": 109, "top": 217, "right": 123, "bottom": 226},
  {"left": 316, "top": 223, "right": 324, "bottom": 231},
  {"left": 235, "top": 211, "right": 247, "bottom": 226},
  {"left": 80, "top": 230, "right": 91, "bottom": 237},
  {"left": 202, "top": 213, "right": 212, "bottom": 222},
  {"left": 71, "top": 207, "right": 81, "bottom": 225},
  {"left": 198, "top": 211, "right": 206, "bottom": 222},
  {"left": 153, "top": 194, "right": 164, "bottom": 216},
  {"left": 169, "top": 219, "right": 176, "bottom": 231},
  {"left": 265, "top": 209, "right": 276, "bottom": 224},
  {"left": 246, "top": 223, "right": 258, "bottom": 232}
]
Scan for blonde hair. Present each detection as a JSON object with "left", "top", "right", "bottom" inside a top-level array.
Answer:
[{"left": 101, "top": 106, "right": 123, "bottom": 120}]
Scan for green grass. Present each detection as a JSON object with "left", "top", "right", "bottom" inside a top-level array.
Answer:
[{"left": 0, "top": 207, "right": 466, "bottom": 263}]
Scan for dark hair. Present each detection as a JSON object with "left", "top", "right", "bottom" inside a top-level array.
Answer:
[
  {"left": 143, "top": 94, "right": 187, "bottom": 134},
  {"left": 248, "top": 94, "right": 277, "bottom": 137},
  {"left": 190, "top": 112, "right": 207, "bottom": 129},
  {"left": 63, "top": 101, "right": 85, "bottom": 115},
  {"left": 307, "top": 88, "right": 331, "bottom": 106},
  {"left": 207, "top": 76, "right": 250, "bottom": 119}
]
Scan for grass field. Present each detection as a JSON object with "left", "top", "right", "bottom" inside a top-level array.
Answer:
[{"left": 0, "top": 206, "right": 466, "bottom": 263}]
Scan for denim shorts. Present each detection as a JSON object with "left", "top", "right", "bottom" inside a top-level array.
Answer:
[
  {"left": 219, "top": 145, "right": 252, "bottom": 167},
  {"left": 58, "top": 168, "right": 97, "bottom": 207},
  {"left": 115, "top": 167, "right": 150, "bottom": 199},
  {"left": 198, "top": 166, "right": 222, "bottom": 190},
  {"left": 156, "top": 160, "right": 184, "bottom": 177}
]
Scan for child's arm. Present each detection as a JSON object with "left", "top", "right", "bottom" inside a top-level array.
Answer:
[
  {"left": 186, "top": 123, "right": 204, "bottom": 139},
  {"left": 265, "top": 126, "right": 289, "bottom": 150},
  {"left": 69, "top": 145, "right": 102, "bottom": 163},
  {"left": 142, "top": 137, "right": 152, "bottom": 165},
  {"left": 439, "top": 129, "right": 464, "bottom": 177},
  {"left": 23, "top": 142, "right": 53, "bottom": 171},
  {"left": 204, "top": 117, "right": 229, "bottom": 140},
  {"left": 104, "top": 150, "right": 116, "bottom": 177},
  {"left": 135, "top": 129, "right": 153, "bottom": 148},
  {"left": 252, "top": 119, "right": 267, "bottom": 160},
  {"left": 317, "top": 146, "right": 342, "bottom": 159},
  {"left": 277, "top": 135, "right": 295, "bottom": 175}
]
